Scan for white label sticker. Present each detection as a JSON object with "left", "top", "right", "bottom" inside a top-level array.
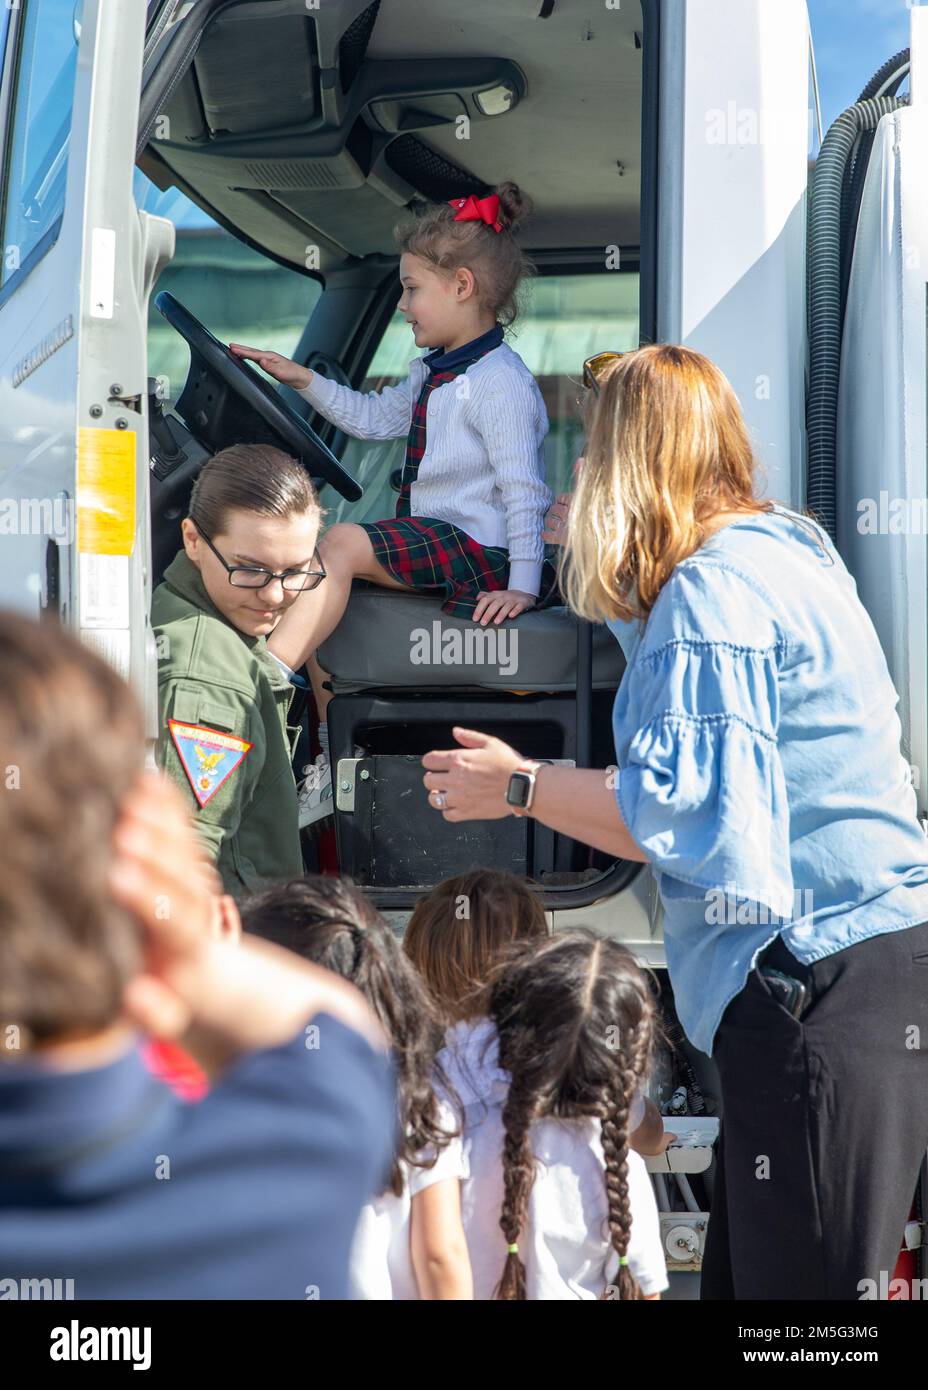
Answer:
[
  {"left": 80, "top": 627, "right": 131, "bottom": 679},
  {"left": 79, "top": 552, "right": 129, "bottom": 628},
  {"left": 89, "top": 227, "right": 116, "bottom": 319}
]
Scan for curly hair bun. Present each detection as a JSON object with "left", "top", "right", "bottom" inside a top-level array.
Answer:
[
  {"left": 395, "top": 180, "right": 535, "bottom": 327},
  {"left": 494, "top": 180, "right": 532, "bottom": 233}
]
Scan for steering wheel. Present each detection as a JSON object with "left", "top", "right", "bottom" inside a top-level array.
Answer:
[
  {"left": 305, "top": 350, "right": 354, "bottom": 388},
  {"left": 154, "top": 291, "right": 363, "bottom": 501}
]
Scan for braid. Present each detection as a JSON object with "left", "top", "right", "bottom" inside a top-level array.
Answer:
[
  {"left": 484, "top": 930, "right": 657, "bottom": 1301},
  {"left": 600, "top": 1017, "right": 651, "bottom": 1300},
  {"left": 493, "top": 1084, "right": 537, "bottom": 1300}
]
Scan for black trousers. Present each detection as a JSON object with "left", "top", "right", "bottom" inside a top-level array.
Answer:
[{"left": 700, "top": 920, "right": 928, "bottom": 1300}]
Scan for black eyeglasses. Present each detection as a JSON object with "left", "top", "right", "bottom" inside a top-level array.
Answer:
[{"left": 192, "top": 520, "right": 327, "bottom": 592}]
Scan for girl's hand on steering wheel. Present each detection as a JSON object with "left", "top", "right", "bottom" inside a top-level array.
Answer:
[
  {"left": 228, "top": 343, "right": 313, "bottom": 391},
  {"left": 472, "top": 589, "right": 536, "bottom": 626}
]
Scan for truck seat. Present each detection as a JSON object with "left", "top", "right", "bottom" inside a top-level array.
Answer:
[{"left": 316, "top": 584, "right": 626, "bottom": 693}]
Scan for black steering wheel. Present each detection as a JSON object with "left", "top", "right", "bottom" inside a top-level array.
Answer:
[{"left": 154, "top": 291, "right": 362, "bottom": 501}]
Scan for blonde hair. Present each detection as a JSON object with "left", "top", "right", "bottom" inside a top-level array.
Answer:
[{"left": 560, "top": 344, "right": 785, "bottom": 623}]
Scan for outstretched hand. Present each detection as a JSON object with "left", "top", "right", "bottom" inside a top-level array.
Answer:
[
  {"left": 229, "top": 342, "right": 313, "bottom": 390},
  {"left": 421, "top": 726, "right": 523, "bottom": 821}
]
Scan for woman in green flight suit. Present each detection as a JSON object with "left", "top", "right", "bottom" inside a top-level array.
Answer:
[{"left": 151, "top": 443, "right": 324, "bottom": 898}]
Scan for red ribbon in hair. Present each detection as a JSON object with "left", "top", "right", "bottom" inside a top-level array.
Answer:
[{"left": 448, "top": 193, "right": 503, "bottom": 233}]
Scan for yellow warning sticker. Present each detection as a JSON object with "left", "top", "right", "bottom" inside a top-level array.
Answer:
[{"left": 77, "top": 427, "right": 136, "bottom": 555}]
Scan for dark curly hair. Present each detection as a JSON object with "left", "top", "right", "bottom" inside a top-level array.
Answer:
[
  {"left": 240, "top": 874, "right": 458, "bottom": 1197},
  {"left": 394, "top": 179, "right": 534, "bottom": 327},
  {"left": 483, "top": 930, "right": 656, "bottom": 1300}
]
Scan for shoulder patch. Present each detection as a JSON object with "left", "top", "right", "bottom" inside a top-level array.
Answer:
[{"left": 168, "top": 720, "right": 253, "bottom": 807}]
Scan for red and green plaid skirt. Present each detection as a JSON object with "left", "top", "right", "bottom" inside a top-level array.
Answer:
[{"left": 358, "top": 516, "right": 561, "bottom": 619}]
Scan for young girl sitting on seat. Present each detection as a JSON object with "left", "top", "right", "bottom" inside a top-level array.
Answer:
[{"left": 229, "top": 180, "right": 557, "bottom": 809}]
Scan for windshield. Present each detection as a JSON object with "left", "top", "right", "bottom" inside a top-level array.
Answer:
[{"left": 136, "top": 171, "right": 322, "bottom": 407}]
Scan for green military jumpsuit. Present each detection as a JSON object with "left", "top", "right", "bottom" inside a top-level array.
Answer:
[{"left": 151, "top": 549, "right": 304, "bottom": 899}]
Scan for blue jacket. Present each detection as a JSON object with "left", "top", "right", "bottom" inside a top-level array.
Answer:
[
  {"left": 608, "top": 504, "right": 928, "bottom": 1055},
  {"left": 0, "top": 1018, "right": 394, "bottom": 1299}
]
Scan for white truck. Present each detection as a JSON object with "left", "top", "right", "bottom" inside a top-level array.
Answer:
[{"left": 0, "top": 0, "right": 925, "bottom": 1292}]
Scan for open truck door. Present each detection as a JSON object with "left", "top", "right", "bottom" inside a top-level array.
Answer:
[
  {"left": 0, "top": 0, "right": 174, "bottom": 722},
  {"left": 835, "top": 14, "right": 928, "bottom": 832}
]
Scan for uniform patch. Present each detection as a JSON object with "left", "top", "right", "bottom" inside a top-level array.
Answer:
[{"left": 168, "top": 720, "right": 252, "bottom": 808}]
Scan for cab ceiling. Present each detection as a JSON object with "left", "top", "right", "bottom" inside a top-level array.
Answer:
[{"left": 139, "top": 0, "right": 644, "bottom": 274}]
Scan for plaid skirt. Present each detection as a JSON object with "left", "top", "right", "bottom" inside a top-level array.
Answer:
[{"left": 358, "top": 516, "right": 561, "bottom": 620}]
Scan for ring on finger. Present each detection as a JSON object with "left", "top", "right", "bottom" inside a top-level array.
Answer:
[{"left": 431, "top": 790, "right": 447, "bottom": 810}]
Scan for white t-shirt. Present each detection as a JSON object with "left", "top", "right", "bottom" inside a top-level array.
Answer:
[
  {"left": 437, "top": 1019, "right": 669, "bottom": 1301},
  {"left": 347, "top": 1102, "right": 467, "bottom": 1300}
]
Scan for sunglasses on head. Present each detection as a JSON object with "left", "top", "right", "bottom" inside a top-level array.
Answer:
[{"left": 582, "top": 351, "right": 627, "bottom": 395}]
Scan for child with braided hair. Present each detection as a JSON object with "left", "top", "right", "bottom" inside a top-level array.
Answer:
[{"left": 437, "top": 929, "right": 669, "bottom": 1300}]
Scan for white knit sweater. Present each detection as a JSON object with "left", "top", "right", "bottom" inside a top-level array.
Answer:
[{"left": 297, "top": 343, "right": 553, "bottom": 596}]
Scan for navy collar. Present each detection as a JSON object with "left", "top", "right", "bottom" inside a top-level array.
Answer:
[{"left": 423, "top": 323, "right": 504, "bottom": 375}]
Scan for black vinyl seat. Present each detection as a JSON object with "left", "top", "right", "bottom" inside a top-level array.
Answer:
[
  {"left": 316, "top": 584, "right": 626, "bottom": 693},
  {"left": 316, "top": 584, "right": 635, "bottom": 902}
]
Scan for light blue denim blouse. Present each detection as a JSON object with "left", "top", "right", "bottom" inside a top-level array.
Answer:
[{"left": 607, "top": 504, "right": 928, "bottom": 1056}]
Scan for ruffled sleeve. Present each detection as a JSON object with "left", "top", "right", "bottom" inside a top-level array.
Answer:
[{"left": 612, "top": 562, "right": 794, "bottom": 919}]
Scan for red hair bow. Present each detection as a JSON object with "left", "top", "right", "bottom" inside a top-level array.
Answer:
[{"left": 448, "top": 193, "right": 503, "bottom": 233}]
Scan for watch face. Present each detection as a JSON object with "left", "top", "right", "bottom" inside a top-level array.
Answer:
[{"left": 506, "top": 771, "right": 532, "bottom": 807}]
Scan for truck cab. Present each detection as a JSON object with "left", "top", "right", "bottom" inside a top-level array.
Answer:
[{"left": 0, "top": 0, "right": 925, "bottom": 1292}]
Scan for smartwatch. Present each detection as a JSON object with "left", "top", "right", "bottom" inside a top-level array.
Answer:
[{"left": 506, "top": 759, "right": 553, "bottom": 816}]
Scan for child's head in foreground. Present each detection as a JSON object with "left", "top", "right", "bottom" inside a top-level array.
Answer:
[
  {"left": 0, "top": 610, "right": 145, "bottom": 1052},
  {"left": 403, "top": 867, "right": 549, "bottom": 1022}
]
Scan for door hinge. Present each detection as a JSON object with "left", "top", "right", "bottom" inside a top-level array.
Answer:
[{"left": 107, "top": 383, "right": 143, "bottom": 412}]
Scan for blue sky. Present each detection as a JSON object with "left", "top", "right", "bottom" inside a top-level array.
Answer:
[{"left": 809, "top": 0, "right": 914, "bottom": 130}]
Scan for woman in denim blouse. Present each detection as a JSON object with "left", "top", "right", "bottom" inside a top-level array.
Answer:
[{"left": 421, "top": 344, "right": 928, "bottom": 1301}]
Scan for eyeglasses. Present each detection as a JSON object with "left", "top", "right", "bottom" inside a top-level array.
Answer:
[
  {"left": 582, "top": 351, "right": 627, "bottom": 396},
  {"left": 192, "top": 521, "right": 327, "bottom": 592}
]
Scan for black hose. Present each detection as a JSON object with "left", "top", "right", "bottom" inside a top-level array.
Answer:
[
  {"left": 846, "top": 51, "right": 910, "bottom": 211},
  {"left": 807, "top": 96, "right": 902, "bottom": 541},
  {"left": 857, "top": 47, "right": 910, "bottom": 102},
  {"left": 840, "top": 50, "right": 911, "bottom": 308}
]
